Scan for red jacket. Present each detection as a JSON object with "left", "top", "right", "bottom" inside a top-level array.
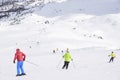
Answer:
[{"left": 14, "top": 49, "right": 26, "bottom": 62}]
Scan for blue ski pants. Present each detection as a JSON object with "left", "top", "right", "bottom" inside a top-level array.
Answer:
[{"left": 17, "top": 61, "right": 25, "bottom": 75}]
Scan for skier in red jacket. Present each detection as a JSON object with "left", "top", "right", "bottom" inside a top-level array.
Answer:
[{"left": 13, "top": 48, "right": 26, "bottom": 76}]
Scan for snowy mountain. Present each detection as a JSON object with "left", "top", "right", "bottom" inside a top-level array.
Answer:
[{"left": 0, "top": 0, "right": 120, "bottom": 80}]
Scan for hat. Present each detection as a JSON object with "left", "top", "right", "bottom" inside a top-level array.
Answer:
[{"left": 16, "top": 48, "right": 20, "bottom": 51}]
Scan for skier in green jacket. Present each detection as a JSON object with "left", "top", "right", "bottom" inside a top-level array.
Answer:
[
  {"left": 108, "top": 51, "right": 116, "bottom": 63},
  {"left": 62, "top": 50, "right": 73, "bottom": 69}
]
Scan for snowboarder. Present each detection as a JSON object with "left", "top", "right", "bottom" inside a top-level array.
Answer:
[
  {"left": 108, "top": 51, "right": 116, "bottom": 63},
  {"left": 13, "top": 48, "right": 26, "bottom": 76},
  {"left": 62, "top": 50, "right": 73, "bottom": 69}
]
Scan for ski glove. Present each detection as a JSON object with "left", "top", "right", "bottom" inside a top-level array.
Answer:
[
  {"left": 23, "top": 58, "right": 25, "bottom": 61},
  {"left": 13, "top": 60, "right": 15, "bottom": 64}
]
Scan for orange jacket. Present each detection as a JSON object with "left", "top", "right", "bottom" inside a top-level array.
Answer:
[{"left": 14, "top": 49, "right": 26, "bottom": 61}]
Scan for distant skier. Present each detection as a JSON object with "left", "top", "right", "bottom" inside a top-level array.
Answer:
[
  {"left": 13, "top": 48, "right": 26, "bottom": 76},
  {"left": 108, "top": 51, "right": 116, "bottom": 63},
  {"left": 53, "top": 50, "right": 55, "bottom": 53},
  {"left": 56, "top": 48, "right": 59, "bottom": 51},
  {"left": 62, "top": 50, "right": 73, "bottom": 69},
  {"left": 61, "top": 50, "right": 64, "bottom": 53}
]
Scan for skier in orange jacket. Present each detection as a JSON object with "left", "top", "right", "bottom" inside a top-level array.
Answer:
[{"left": 13, "top": 48, "right": 26, "bottom": 76}]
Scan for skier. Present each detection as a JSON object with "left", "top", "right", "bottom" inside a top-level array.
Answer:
[
  {"left": 53, "top": 50, "right": 55, "bottom": 53},
  {"left": 108, "top": 51, "right": 116, "bottom": 63},
  {"left": 62, "top": 50, "right": 73, "bottom": 69},
  {"left": 56, "top": 48, "right": 59, "bottom": 51},
  {"left": 61, "top": 50, "right": 64, "bottom": 53},
  {"left": 13, "top": 48, "right": 26, "bottom": 76}
]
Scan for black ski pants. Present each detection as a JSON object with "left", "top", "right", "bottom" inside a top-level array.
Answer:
[
  {"left": 62, "top": 61, "right": 70, "bottom": 69},
  {"left": 109, "top": 57, "right": 114, "bottom": 63}
]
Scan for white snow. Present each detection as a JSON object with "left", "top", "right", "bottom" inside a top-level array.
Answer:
[{"left": 0, "top": 0, "right": 120, "bottom": 80}]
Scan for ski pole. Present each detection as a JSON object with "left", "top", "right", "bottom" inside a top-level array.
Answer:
[
  {"left": 25, "top": 60, "right": 39, "bottom": 67},
  {"left": 71, "top": 60, "right": 76, "bottom": 68},
  {"left": 57, "top": 58, "right": 63, "bottom": 68}
]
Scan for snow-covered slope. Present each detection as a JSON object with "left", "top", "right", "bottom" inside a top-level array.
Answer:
[
  {"left": 39, "top": 0, "right": 120, "bottom": 17},
  {"left": 0, "top": 0, "right": 120, "bottom": 80},
  {"left": 0, "top": 0, "right": 120, "bottom": 55}
]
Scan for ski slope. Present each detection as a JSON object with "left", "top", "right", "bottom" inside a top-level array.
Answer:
[
  {"left": 0, "top": 47, "right": 120, "bottom": 80},
  {"left": 0, "top": 0, "right": 120, "bottom": 80}
]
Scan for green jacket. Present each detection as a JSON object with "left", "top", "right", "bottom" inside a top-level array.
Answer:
[
  {"left": 63, "top": 52, "right": 72, "bottom": 62},
  {"left": 109, "top": 53, "right": 116, "bottom": 58}
]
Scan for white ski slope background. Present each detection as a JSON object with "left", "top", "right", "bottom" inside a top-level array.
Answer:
[{"left": 0, "top": 0, "right": 120, "bottom": 80}]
